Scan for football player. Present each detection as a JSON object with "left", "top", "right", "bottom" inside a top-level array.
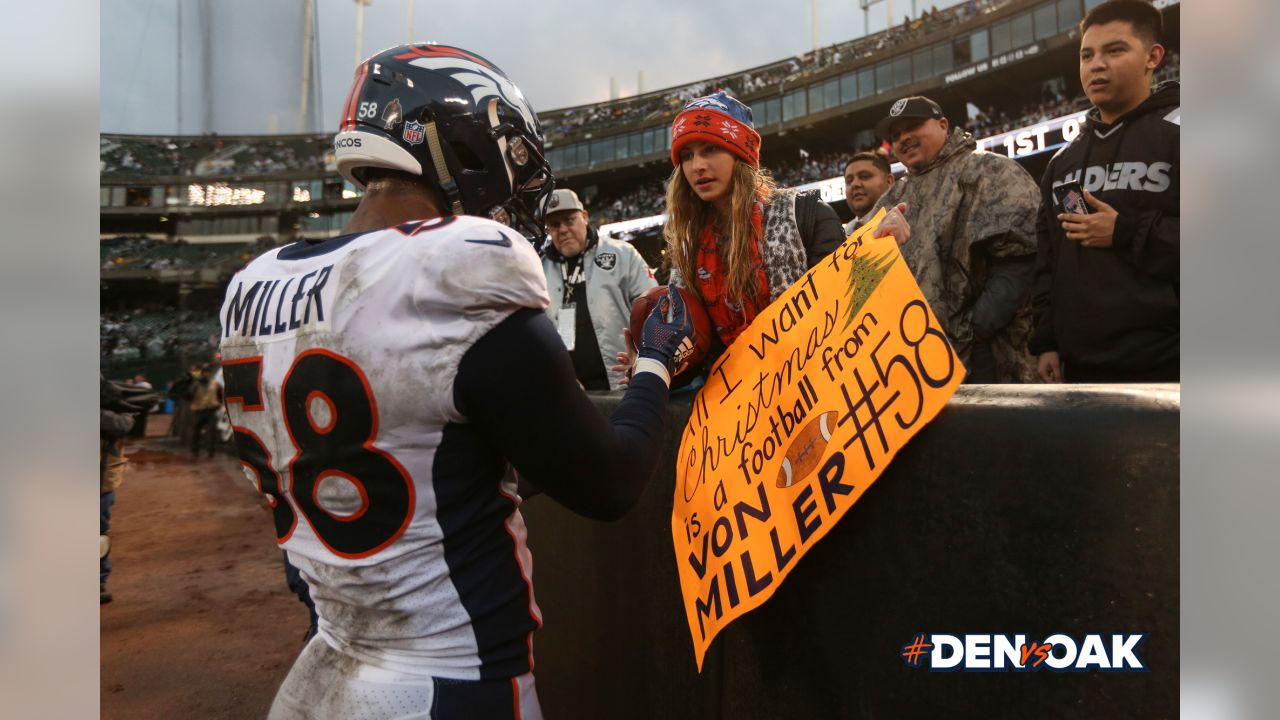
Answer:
[{"left": 219, "top": 44, "right": 694, "bottom": 719}]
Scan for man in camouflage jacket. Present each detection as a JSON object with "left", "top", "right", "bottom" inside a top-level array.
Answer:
[{"left": 870, "top": 96, "right": 1039, "bottom": 382}]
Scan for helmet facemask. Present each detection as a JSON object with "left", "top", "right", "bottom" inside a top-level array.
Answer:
[{"left": 482, "top": 104, "right": 555, "bottom": 241}]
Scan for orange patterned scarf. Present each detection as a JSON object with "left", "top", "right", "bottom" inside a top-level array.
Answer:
[{"left": 692, "top": 202, "right": 769, "bottom": 346}]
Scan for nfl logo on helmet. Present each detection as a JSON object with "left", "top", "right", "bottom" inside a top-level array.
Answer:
[{"left": 402, "top": 121, "right": 425, "bottom": 146}]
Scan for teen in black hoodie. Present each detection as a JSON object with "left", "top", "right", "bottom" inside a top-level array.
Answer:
[{"left": 1031, "top": 1, "right": 1178, "bottom": 383}]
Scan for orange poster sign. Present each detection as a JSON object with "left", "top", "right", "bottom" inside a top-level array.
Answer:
[{"left": 672, "top": 209, "right": 965, "bottom": 670}]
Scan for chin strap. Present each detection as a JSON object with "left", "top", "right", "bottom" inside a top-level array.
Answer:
[
  {"left": 422, "top": 119, "right": 465, "bottom": 217},
  {"left": 487, "top": 98, "right": 517, "bottom": 190}
]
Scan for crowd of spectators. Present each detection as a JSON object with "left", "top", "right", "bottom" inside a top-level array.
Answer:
[
  {"left": 967, "top": 51, "right": 1177, "bottom": 137},
  {"left": 586, "top": 185, "right": 669, "bottom": 225},
  {"left": 102, "top": 0, "right": 1175, "bottom": 186},
  {"left": 99, "top": 1, "right": 1008, "bottom": 169},
  {"left": 101, "top": 134, "right": 332, "bottom": 178},
  {"left": 101, "top": 235, "right": 281, "bottom": 272},
  {"left": 100, "top": 52, "right": 1179, "bottom": 234},
  {"left": 967, "top": 88, "right": 1088, "bottom": 137},
  {"left": 539, "top": 0, "right": 1008, "bottom": 142},
  {"left": 100, "top": 235, "right": 284, "bottom": 366},
  {"left": 771, "top": 150, "right": 861, "bottom": 189},
  {"left": 189, "top": 136, "right": 332, "bottom": 177},
  {"left": 100, "top": 309, "right": 221, "bottom": 363},
  {"left": 581, "top": 52, "right": 1178, "bottom": 227},
  {"left": 99, "top": 137, "right": 191, "bottom": 176},
  {"left": 101, "top": 1, "right": 1175, "bottom": 187}
]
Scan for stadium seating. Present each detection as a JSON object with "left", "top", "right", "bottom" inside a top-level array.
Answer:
[{"left": 537, "top": 0, "right": 1012, "bottom": 144}]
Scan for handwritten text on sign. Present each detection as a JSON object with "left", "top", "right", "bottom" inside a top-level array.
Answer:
[{"left": 672, "top": 209, "right": 965, "bottom": 670}]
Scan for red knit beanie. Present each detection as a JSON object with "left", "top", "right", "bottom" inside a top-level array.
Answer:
[{"left": 670, "top": 91, "right": 761, "bottom": 168}]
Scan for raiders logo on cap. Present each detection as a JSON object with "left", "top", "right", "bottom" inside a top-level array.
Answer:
[
  {"left": 876, "top": 96, "right": 944, "bottom": 140},
  {"left": 546, "top": 189, "right": 585, "bottom": 214}
]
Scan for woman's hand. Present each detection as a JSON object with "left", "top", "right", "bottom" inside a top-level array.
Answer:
[{"left": 611, "top": 328, "right": 639, "bottom": 386}]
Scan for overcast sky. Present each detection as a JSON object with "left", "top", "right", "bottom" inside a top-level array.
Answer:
[{"left": 101, "top": 0, "right": 963, "bottom": 135}]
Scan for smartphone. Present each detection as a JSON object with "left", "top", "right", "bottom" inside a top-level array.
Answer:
[{"left": 1053, "top": 181, "right": 1091, "bottom": 215}]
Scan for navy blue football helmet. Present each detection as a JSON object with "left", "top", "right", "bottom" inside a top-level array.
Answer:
[{"left": 333, "top": 44, "right": 555, "bottom": 240}]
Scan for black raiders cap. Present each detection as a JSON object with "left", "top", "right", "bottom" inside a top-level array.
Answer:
[{"left": 875, "top": 96, "right": 945, "bottom": 140}]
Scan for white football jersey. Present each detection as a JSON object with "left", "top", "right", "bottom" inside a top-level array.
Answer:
[{"left": 219, "top": 215, "right": 549, "bottom": 680}]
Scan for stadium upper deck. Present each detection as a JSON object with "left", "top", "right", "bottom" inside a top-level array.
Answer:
[
  {"left": 103, "top": 0, "right": 1177, "bottom": 181},
  {"left": 539, "top": 0, "right": 1178, "bottom": 179},
  {"left": 101, "top": 0, "right": 1177, "bottom": 242},
  {"left": 535, "top": 0, "right": 1018, "bottom": 144}
]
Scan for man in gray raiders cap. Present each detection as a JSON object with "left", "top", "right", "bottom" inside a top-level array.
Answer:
[{"left": 540, "top": 188, "right": 656, "bottom": 390}]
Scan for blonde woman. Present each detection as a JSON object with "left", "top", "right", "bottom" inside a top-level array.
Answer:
[{"left": 618, "top": 92, "right": 909, "bottom": 376}]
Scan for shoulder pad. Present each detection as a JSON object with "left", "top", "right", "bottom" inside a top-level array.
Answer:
[{"left": 414, "top": 216, "right": 550, "bottom": 312}]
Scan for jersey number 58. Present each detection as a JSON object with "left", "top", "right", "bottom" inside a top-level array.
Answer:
[{"left": 223, "top": 351, "right": 414, "bottom": 559}]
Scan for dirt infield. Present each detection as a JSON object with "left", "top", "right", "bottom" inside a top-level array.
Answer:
[{"left": 101, "top": 418, "right": 308, "bottom": 719}]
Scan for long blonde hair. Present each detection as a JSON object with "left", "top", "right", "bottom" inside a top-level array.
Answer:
[{"left": 663, "top": 160, "right": 777, "bottom": 308}]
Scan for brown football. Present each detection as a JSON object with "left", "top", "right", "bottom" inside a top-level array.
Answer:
[
  {"left": 628, "top": 285, "right": 713, "bottom": 381},
  {"left": 777, "top": 410, "right": 839, "bottom": 488}
]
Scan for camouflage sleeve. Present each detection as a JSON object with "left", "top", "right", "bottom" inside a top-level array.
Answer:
[
  {"left": 972, "top": 155, "right": 1040, "bottom": 258},
  {"left": 868, "top": 180, "right": 904, "bottom": 219}
]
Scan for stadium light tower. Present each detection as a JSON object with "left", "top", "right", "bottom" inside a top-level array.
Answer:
[
  {"left": 299, "top": 0, "right": 316, "bottom": 132},
  {"left": 860, "top": 0, "right": 917, "bottom": 31},
  {"left": 354, "top": 0, "right": 374, "bottom": 66},
  {"left": 812, "top": 0, "right": 818, "bottom": 53}
]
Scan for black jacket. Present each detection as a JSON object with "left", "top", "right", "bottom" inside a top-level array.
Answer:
[
  {"left": 795, "top": 190, "right": 847, "bottom": 267},
  {"left": 1030, "top": 82, "right": 1179, "bottom": 371}
]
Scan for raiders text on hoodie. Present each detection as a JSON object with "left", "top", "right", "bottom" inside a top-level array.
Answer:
[{"left": 1031, "top": 81, "right": 1179, "bottom": 377}]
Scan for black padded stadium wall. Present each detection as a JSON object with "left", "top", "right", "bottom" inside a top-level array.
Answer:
[{"left": 521, "top": 384, "right": 1178, "bottom": 718}]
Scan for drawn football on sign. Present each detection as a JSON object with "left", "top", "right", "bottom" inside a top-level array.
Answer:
[{"left": 777, "top": 410, "right": 839, "bottom": 488}]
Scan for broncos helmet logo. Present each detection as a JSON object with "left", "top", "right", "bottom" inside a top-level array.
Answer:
[{"left": 398, "top": 45, "right": 540, "bottom": 136}]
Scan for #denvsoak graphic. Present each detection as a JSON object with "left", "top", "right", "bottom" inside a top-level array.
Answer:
[{"left": 901, "top": 632, "right": 1147, "bottom": 672}]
